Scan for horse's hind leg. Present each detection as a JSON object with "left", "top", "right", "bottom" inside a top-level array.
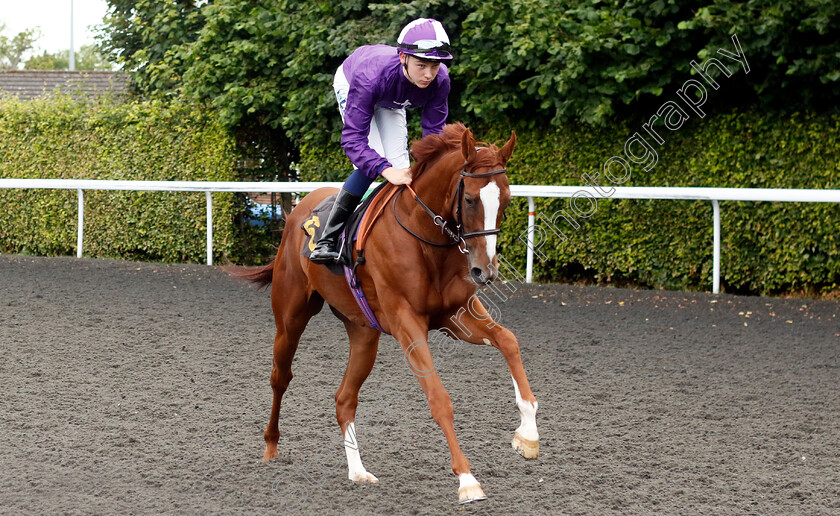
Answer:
[
  {"left": 263, "top": 279, "right": 324, "bottom": 461},
  {"left": 332, "top": 309, "right": 381, "bottom": 483}
]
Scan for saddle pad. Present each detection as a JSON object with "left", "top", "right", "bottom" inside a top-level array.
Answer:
[
  {"left": 298, "top": 184, "right": 394, "bottom": 333},
  {"left": 299, "top": 193, "right": 343, "bottom": 275}
]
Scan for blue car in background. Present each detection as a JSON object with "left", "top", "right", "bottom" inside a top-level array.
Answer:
[{"left": 246, "top": 201, "right": 285, "bottom": 227}]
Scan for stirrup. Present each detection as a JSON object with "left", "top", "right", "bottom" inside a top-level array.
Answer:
[{"left": 310, "top": 242, "right": 340, "bottom": 264}]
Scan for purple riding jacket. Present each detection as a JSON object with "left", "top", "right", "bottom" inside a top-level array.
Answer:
[{"left": 340, "top": 45, "right": 450, "bottom": 178}]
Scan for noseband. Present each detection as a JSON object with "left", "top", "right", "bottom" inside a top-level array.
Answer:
[{"left": 394, "top": 166, "right": 507, "bottom": 254}]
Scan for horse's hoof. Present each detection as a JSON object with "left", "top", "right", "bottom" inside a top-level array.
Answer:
[
  {"left": 349, "top": 470, "right": 379, "bottom": 483},
  {"left": 263, "top": 445, "right": 278, "bottom": 461},
  {"left": 458, "top": 483, "right": 487, "bottom": 504},
  {"left": 512, "top": 432, "right": 539, "bottom": 459},
  {"left": 458, "top": 474, "right": 487, "bottom": 504}
]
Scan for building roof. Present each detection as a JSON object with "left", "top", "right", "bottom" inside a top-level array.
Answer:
[{"left": 0, "top": 70, "right": 131, "bottom": 100}]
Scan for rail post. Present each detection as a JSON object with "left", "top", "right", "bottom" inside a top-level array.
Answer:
[
  {"left": 206, "top": 191, "right": 213, "bottom": 266},
  {"left": 76, "top": 189, "right": 84, "bottom": 258},
  {"left": 526, "top": 196, "right": 535, "bottom": 283},
  {"left": 712, "top": 199, "right": 720, "bottom": 294}
]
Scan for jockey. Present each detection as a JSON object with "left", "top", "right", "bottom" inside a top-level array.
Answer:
[{"left": 309, "top": 18, "right": 453, "bottom": 264}]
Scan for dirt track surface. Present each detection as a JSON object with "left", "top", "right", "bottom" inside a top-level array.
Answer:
[{"left": 1, "top": 254, "right": 838, "bottom": 515}]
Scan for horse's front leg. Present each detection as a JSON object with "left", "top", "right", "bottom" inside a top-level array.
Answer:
[
  {"left": 390, "top": 308, "right": 487, "bottom": 504},
  {"left": 498, "top": 326, "right": 540, "bottom": 458},
  {"left": 439, "top": 297, "right": 539, "bottom": 459}
]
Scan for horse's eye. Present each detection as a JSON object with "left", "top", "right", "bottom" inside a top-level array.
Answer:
[{"left": 465, "top": 196, "right": 475, "bottom": 208}]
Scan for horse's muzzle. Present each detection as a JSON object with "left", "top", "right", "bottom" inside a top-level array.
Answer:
[{"left": 470, "top": 266, "right": 494, "bottom": 285}]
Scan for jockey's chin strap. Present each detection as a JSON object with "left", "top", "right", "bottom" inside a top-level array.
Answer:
[{"left": 395, "top": 167, "right": 507, "bottom": 254}]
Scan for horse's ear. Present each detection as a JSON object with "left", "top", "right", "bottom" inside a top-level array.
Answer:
[
  {"left": 500, "top": 131, "right": 517, "bottom": 165},
  {"left": 461, "top": 127, "right": 477, "bottom": 163}
]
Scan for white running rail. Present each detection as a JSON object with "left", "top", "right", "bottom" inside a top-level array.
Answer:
[{"left": 2, "top": 179, "right": 839, "bottom": 293}]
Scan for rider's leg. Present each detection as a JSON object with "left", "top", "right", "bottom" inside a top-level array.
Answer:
[
  {"left": 309, "top": 174, "right": 367, "bottom": 264},
  {"left": 309, "top": 69, "right": 371, "bottom": 265},
  {"left": 373, "top": 106, "right": 409, "bottom": 169}
]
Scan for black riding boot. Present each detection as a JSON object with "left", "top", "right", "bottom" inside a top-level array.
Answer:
[{"left": 309, "top": 188, "right": 362, "bottom": 264}]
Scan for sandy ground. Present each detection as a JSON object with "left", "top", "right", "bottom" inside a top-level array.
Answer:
[{"left": 0, "top": 254, "right": 838, "bottom": 515}]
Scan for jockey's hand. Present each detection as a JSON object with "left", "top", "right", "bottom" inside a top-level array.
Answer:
[{"left": 381, "top": 166, "right": 413, "bottom": 185}]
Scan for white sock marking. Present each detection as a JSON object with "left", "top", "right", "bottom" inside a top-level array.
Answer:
[
  {"left": 343, "top": 422, "right": 377, "bottom": 482},
  {"left": 511, "top": 376, "right": 539, "bottom": 441},
  {"left": 458, "top": 472, "right": 480, "bottom": 490}
]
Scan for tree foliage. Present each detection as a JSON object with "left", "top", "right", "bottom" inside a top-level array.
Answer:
[
  {"left": 678, "top": 0, "right": 840, "bottom": 105},
  {"left": 456, "top": 0, "right": 702, "bottom": 126},
  {"left": 180, "top": 0, "right": 467, "bottom": 137},
  {"left": 98, "top": 0, "right": 206, "bottom": 95},
  {"left": 100, "top": 0, "right": 840, "bottom": 140},
  {"left": 97, "top": 0, "right": 470, "bottom": 180},
  {"left": 25, "top": 45, "right": 113, "bottom": 71},
  {"left": 0, "top": 23, "right": 40, "bottom": 70},
  {"left": 456, "top": 0, "right": 840, "bottom": 126}
]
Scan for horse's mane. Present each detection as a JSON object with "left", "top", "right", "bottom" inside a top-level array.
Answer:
[{"left": 410, "top": 123, "right": 498, "bottom": 180}]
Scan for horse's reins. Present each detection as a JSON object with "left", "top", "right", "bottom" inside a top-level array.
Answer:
[{"left": 395, "top": 167, "right": 507, "bottom": 254}]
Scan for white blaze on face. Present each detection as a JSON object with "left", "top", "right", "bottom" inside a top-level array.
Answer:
[{"left": 479, "top": 180, "right": 500, "bottom": 261}]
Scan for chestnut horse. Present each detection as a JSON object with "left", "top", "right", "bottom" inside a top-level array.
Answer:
[{"left": 237, "top": 123, "right": 539, "bottom": 504}]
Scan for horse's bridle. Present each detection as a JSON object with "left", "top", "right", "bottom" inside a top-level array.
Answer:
[{"left": 394, "top": 166, "right": 507, "bottom": 254}]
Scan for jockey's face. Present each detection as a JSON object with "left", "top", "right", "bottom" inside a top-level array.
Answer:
[{"left": 399, "top": 53, "right": 441, "bottom": 88}]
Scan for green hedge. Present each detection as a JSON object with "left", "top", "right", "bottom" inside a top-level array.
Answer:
[
  {"left": 0, "top": 94, "right": 238, "bottom": 263},
  {"left": 300, "top": 110, "right": 840, "bottom": 295}
]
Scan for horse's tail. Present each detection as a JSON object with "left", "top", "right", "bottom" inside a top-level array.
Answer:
[{"left": 227, "top": 260, "right": 275, "bottom": 290}]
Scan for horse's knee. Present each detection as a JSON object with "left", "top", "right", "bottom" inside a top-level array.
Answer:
[
  {"left": 334, "top": 389, "right": 355, "bottom": 409},
  {"left": 270, "top": 367, "right": 292, "bottom": 391},
  {"left": 499, "top": 345, "right": 522, "bottom": 363},
  {"left": 491, "top": 328, "right": 521, "bottom": 356},
  {"left": 428, "top": 392, "right": 454, "bottom": 425}
]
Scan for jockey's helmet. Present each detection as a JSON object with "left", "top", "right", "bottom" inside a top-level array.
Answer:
[{"left": 397, "top": 18, "right": 453, "bottom": 61}]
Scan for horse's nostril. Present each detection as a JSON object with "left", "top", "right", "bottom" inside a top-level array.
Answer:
[{"left": 470, "top": 267, "right": 485, "bottom": 282}]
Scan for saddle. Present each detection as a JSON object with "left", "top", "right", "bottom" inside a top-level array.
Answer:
[{"left": 300, "top": 182, "right": 400, "bottom": 333}]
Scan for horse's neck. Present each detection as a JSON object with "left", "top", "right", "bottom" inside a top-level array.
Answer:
[
  {"left": 385, "top": 153, "right": 461, "bottom": 254},
  {"left": 411, "top": 154, "right": 461, "bottom": 213},
  {"left": 401, "top": 153, "right": 463, "bottom": 240},
  {"left": 386, "top": 152, "right": 470, "bottom": 286}
]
